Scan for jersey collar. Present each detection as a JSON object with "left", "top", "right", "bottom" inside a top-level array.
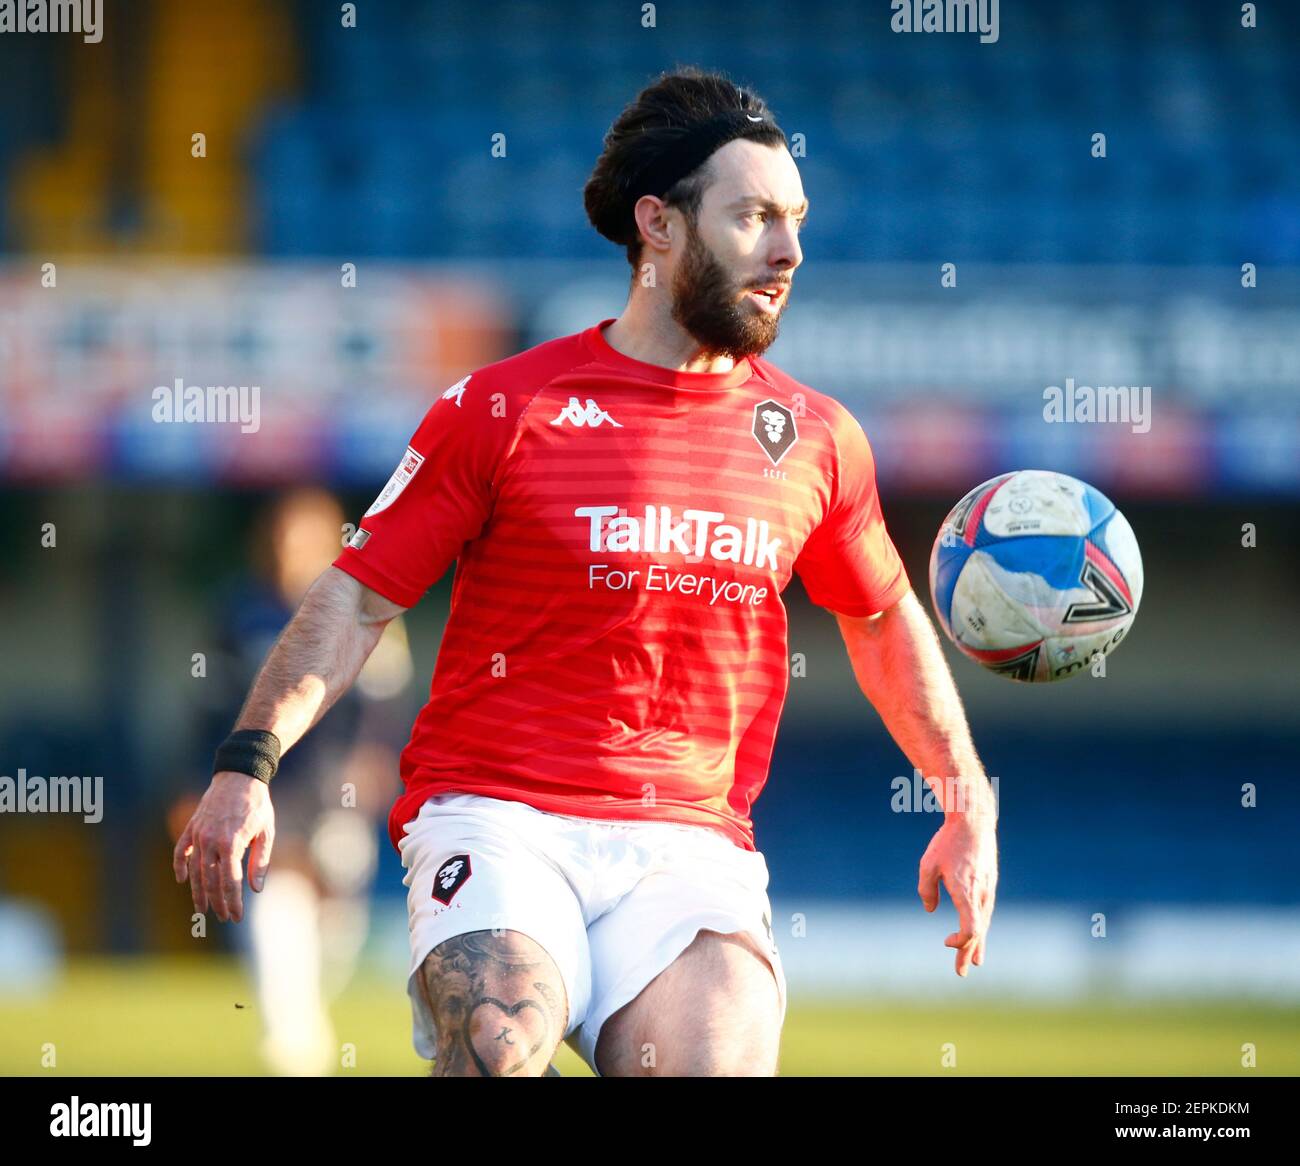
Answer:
[{"left": 583, "top": 319, "right": 755, "bottom": 391}]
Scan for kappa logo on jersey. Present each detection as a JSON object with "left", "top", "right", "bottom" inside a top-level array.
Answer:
[
  {"left": 440, "top": 374, "right": 471, "bottom": 407},
  {"left": 752, "top": 399, "right": 798, "bottom": 465},
  {"left": 363, "top": 446, "right": 425, "bottom": 518},
  {"left": 431, "top": 853, "right": 472, "bottom": 904},
  {"left": 549, "top": 396, "right": 623, "bottom": 428}
]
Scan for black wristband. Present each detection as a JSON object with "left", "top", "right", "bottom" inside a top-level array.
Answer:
[{"left": 213, "top": 729, "right": 282, "bottom": 784}]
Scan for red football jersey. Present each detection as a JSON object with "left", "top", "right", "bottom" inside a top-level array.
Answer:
[{"left": 334, "top": 320, "right": 910, "bottom": 851}]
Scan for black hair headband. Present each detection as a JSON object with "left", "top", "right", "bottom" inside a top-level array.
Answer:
[{"left": 629, "top": 109, "right": 787, "bottom": 204}]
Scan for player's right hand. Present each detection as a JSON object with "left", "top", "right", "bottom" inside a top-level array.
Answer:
[{"left": 172, "top": 772, "right": 275, "bottom": 923}]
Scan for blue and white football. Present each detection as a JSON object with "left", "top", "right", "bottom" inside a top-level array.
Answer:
[{"left": 928, "top": 470, "right": 1143, "bottom": 682}]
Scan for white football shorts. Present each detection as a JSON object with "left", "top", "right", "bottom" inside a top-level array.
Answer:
[{"left": 398, "top": 791, "right": 787, "bottom": 1073}]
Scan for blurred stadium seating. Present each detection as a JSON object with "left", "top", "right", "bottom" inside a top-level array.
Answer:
[{"left": 4, "top": 1, "right": 1297, "bottom": 263}]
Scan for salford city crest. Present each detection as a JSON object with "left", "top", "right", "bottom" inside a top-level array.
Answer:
[
  {"left": 431, "top": 853, "right": 472, "bottom": 904},
  {"left": 752, "top": 399, "right": 798, "bottom": 465}
]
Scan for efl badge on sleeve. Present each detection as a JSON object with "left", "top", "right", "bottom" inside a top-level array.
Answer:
[{"left": 364, "top": 446, "right": 425, "bottom": 517}]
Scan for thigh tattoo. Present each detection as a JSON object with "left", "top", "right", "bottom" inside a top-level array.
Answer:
[{"left": 419, "top": 931, "right": 567, "bottom": 1077}]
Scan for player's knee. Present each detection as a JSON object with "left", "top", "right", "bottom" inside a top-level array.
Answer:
[
  {"left": 651, "top": 1018, "right": 780, "bottom": 1077},
  {"left": 670, "top": 932, "right": 781, "bottom": 1075},
  {"left": 602, "top": 931, "right": 781, "bottom": 1076},
  {"left": 457, "top": 1007, "right": 551, "bottom": 1077},
  {"left": 719, "top": 1024, "right": 781, "bottom": 1076}
]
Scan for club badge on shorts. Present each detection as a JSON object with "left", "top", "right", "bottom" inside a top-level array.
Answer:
[{"left": 431, "top": 853, "right": 472, "bottom": 904}]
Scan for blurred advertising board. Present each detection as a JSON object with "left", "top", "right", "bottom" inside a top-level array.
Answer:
[
  {"left": 2, "top": 261, "right": 1297, "bottom": 494},
  {"left": 0, "top": 264, "right": 511, "bottom": 484}
]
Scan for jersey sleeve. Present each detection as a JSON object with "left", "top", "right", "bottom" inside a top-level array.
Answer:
[
  {"left": 333, "top": 379, "right": 509, "bottom": 608},
  {"left": 793, "top": 402, "right": 910, "bottom": 617}
]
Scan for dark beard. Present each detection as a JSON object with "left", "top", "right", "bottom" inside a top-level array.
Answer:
[{"left": 669, "top": 219, "right": 784, "bottom": 360}]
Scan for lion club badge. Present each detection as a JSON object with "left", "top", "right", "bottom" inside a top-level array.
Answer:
[
  {"left": 431, "top": 853, "right": 472, "bottom": 905},
  {"left": 752, "top": 399, "right": 798, "bottom": 465}
]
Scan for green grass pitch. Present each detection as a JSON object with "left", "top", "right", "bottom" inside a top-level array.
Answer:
[{"left": 2, "top": 958, "right": 1295, "bottom": 1076}]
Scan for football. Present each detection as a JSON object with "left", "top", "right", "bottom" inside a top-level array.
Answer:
[{"left": 928, "top": 470, "right": 1143, "bottom": 682}]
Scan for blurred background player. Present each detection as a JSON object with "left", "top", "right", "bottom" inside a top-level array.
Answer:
[{"left": 171, "top": 489, "right": 414, "bottom": 1075}]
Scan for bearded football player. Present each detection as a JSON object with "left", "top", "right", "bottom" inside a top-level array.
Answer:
[{"left": 174, "top": 67, "right": 998, "bottom": 1078}]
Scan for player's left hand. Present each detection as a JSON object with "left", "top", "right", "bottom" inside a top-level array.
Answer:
[
  {"left": 917, "top": 813, "right": 998, "bottom": 976},
  {"left": 172, "top": 772, "right": 275, "bottom": 923}
]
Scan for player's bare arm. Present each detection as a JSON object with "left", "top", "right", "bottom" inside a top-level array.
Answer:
[
  {"left": 172, "top": 566, "right": 406, "bottom": 923},
  {"left": 833, "top": 588, "right": 998, "bottom": 977}
]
